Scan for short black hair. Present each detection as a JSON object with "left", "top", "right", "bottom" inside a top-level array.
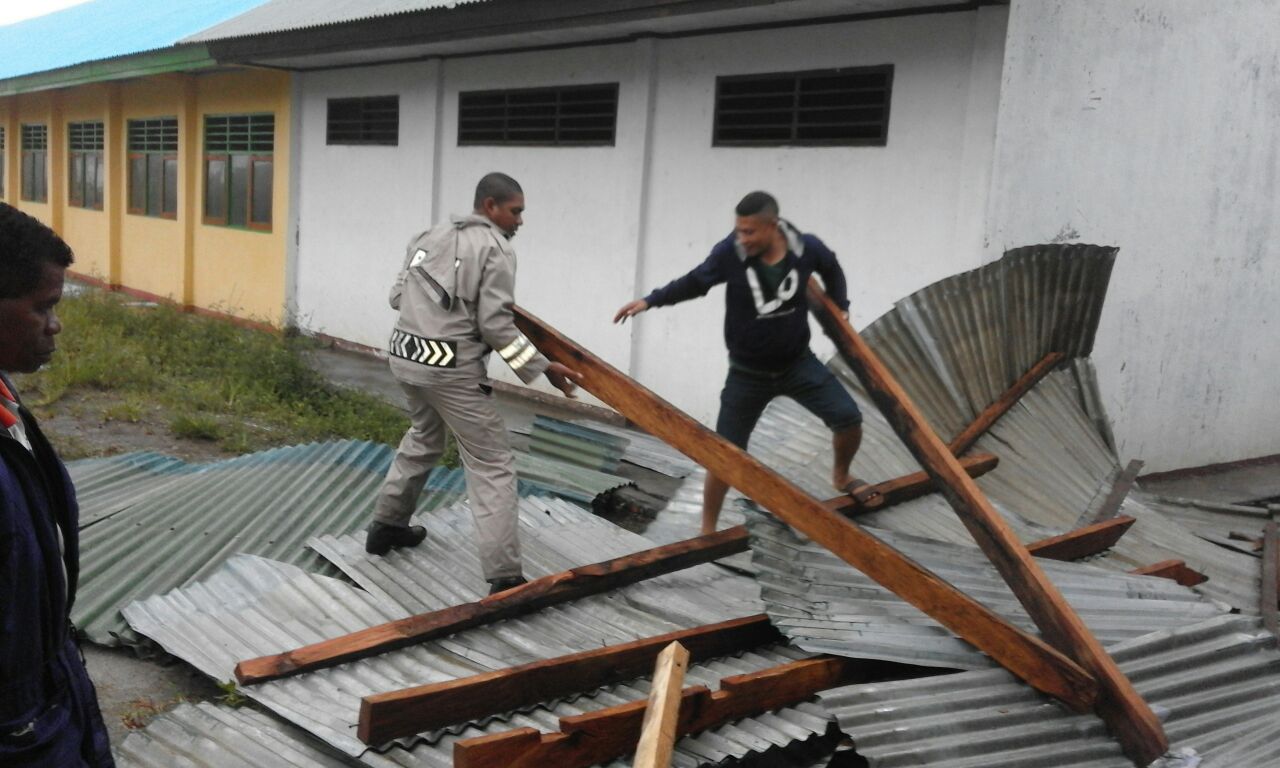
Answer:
[
  {"left": 473, "top": 172, "right": 524, "bottom": 209},
  {"left": 735, "top": 191, "right": 779, "bottom": 219},
  {"left": 0, "top": 203, "right": 73, "bottom": 300}
]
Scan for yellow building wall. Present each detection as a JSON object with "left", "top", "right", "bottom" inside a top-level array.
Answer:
[
  {"left": 191, "top": 69, "right": 290, "bottom": 325},
  {"left": 118, "top": 76, "right": 186, "bottom": 302},
  {"left": 12, "top": 91, "right": 55, "bottom": 228},
  {"left": 60, "top": 85, "right": 111, "bottom": 280}
]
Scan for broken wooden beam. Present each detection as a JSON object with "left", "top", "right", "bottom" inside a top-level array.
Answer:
[
  {"left": 1087, "top": 459, "right": 1145, "bottom": 525},
  {"left": 1264, "top": 521, "right": 1278, "bottom": 637},
  {"left": 633, "top": 642, "right": 689, "bottom": 768},
  {"left": 1128, "top": 560, "right": 1208, "bottom": 587},
  {"left": 514, "top": 305, "right": 1097, "bottom": 713},
  {"left": 235, "top": 525, "right": 750, "bottom": 686},
  {"left": 948, "top": 351, "right": 1066, "bottom": 456},
  {"left": 357, "top": 614, "right": 781, "bottom": 744},
  {"left": 822, "top": 452, "right": 999, "bottom": 515},
  {"left": 454, "top": 656, "right": 858, "bottom": 768},
  {"left": 1027, "top": 516, "right": 1136, "bottom": 562},
  {"left": 805, "top": 281, "right": 1166, "bottom": 766}
]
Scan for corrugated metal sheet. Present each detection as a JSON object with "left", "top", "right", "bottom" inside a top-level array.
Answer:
[
  {"left": 528, "top": 415, "right": 629, "bottom": 473},
  {"left": 0, "top": 0, "right": 269, "bottom": 81},
  {"left": 576, "top": 420, "right": 699, "bottom": 478},
  {"left": 68, "top": 452, "right": 190, "bottom": 527},
  {"left": 123, "top": 499, "right": 837, "bottom": 766},
  {"left": 115, "top": 701, "right": 386, "bottom": 768},
  {"left": 819, "top": 614, "right": 1280, "bottom": 767},
  {"left": 74, "top": 438, "right": 634, "bottom": 647},
  {"left": 184, "top": 0, "right": 487, "bottom": 42},
  {"left": 746, "top": 508, "right": 1227, "bottom": 670},
  {"left": 76, "top": 440, "right": 393, "bottom": 646}
]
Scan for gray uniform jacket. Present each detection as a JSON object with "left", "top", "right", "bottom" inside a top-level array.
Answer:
[{"left": 388, "top": 214, "right": 549, "bottom": 386}]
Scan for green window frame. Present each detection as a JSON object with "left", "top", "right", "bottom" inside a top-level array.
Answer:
[
  {"left": 68, "top": 121, "right": 105, "bottom": 210},
  {"left": 0, "top": 126, "right": 6, "bottom": 199},
  {"left": 21, "top": 124, "right": 48, "bottom": 202},
  {"left": 127, "top": 117, "right": 179, "bottom": 219},
  {"left": 204, "top": 113, "right": 274, "bottom": 231}
]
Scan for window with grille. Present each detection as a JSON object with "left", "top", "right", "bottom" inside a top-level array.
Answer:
[
  {"left": 0, "top": 127, "right": 5, "bottom": 199},
  {"left": 128, "top": 117, "right": 179, "bottom": 218},
  {"left": 712, "top": 66, "right": 893, "bottom": 147},
  {"left": 458, "top": 83, "right": 618, "bottom": 146},
  {"left": 69, "top": 121, "right": 105, "bottom": 210},
  {"left": 21, "top": 124, "right": 49, "bottom": 202},
  {"left": 327, "top": 96, "right": 398, "bottom": 146},
  {"left": 204, "top": 113, "right": 274, "bottom": 230}
]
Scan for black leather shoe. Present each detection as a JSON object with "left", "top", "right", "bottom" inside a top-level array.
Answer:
[
  {"left": 365, "top": 522, "right": 427, "bottom": 555},
  {"left": 487, "top": 575, "right": 528, "bottom": 595}
]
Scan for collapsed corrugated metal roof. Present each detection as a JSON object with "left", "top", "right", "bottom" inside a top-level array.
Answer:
[
  {"left": 819, "top": 614, "right": 1280, "bottom": 767},
  {"left": 746, "top": 508, "right": 1226, "bottom": 670},
  {"left": 653, "top": 244, "right": 1259, "bottom": 610},
  {"left": 72, "top": 439, "right": 630, "bottom": 646},
  {"left": 122, "top": 498, "right": 836, "bottom": 766}
]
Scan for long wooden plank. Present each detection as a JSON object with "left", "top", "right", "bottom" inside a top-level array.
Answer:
[
  {"left": 1027, "top": 516, "right": 1136, "bottom": 561},
  {"left": 513, "top": 306, "right": 1096, "bottom": 712},
  {"left": 1087, "top": 459, "right": 1145, "bottom": 525},
  {"left": 1128, "top": 560, "right": 1208, "bottom": 587},
  {"left": 235, "top": 525, "right": 750, "bottom": 686},
  {"left": 803, "top": 282, "right": 1166, "bottom": 766},
  {"left": 454, "top": 656, "right": 857, "bottom": 768},
  {"left": 948, "top": 351, "right": 1066, "bottom": 455},
  {"left": 358, "top": 614, "right": 781, "bottom": 744},
  {"left": 822, "top": 452, "right": 999, "bottom": 515},
  {"left": 633, "top": 642, "right": 689, "bottom": 768},
  {"left": 1263, "top": 521, "right": 1278, "bottom": 637}
]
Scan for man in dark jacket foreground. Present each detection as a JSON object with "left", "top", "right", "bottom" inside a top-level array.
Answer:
[{"left": 0, "top": 203, "right": 115, "bottom": 767}]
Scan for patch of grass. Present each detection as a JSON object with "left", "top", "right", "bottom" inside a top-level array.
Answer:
[
  {"left": 170, "top": 414, "right": 224, "bottom": 441},
  {"left": 216, "top": 680, "right": 249, "bottom": 708},
  {"left": 17, "top": 290, "right": 456, "bottom": 462}
]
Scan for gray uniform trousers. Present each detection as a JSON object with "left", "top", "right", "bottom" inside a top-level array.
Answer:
[{"left": 374, "top": 372, "right": 521, "bottom": 582}]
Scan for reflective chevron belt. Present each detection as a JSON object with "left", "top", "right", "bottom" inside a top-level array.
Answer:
[{"left": 389, "top": 329, "right": 457, "bottom": 368}]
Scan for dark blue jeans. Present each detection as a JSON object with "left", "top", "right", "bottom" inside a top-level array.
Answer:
[{"left": 715, "top": 352, "right": 862, "bottom": 449}]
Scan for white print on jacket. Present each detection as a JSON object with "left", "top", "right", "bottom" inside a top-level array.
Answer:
[{"left": 745, "top": 265, "right": 799, "bottom": 316}]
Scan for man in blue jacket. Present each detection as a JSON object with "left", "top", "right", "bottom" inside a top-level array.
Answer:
[
  {"left": 0, "top": 203, "right": 115, "bottom": 767},
  {"left": 614, "top": 191, "right": 868, "bottom": 534}
]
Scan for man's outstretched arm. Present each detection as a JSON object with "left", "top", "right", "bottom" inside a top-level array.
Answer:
[{"left": 613, "top": 250, "right": 728, "bottom": 323}]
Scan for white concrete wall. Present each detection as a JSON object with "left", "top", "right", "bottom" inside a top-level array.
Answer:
[
  {"left": 634, "top": 8, "right": 1008, "bottom": 424},
  {"left": 986, "top": 0, "right": 1280, "bottom": 471},
  {"left": 295, "top": 61, "right": 439, "bottom": 347},
  {"left": 294, "top": 8, "right": 1010, "bottom": 424}
]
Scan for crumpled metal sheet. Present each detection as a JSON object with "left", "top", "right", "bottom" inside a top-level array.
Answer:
[
  {"left": 820, "top": 614, "right": 1280, "bottom": 767},
  {"left": 657, "top": 243, "right": 1258, "bottom": 610},
  {"left": 746, "top": 508, "right": 1227, "bottom": 670},
  {"left": 68, "top": 451, "right": 191, "bottom": 528},
  {"left": 528, "top": 415, "right": 630, "bottom": 472},
  {"left": 123, "top": 498, "right": 838, "bottom": 766}
]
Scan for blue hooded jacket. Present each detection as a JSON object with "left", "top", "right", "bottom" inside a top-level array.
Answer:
[
  {"left": 643, "top": 220, "right": 849, "bottom": 371},
  {"left": 0, "top": 374, "right": 114, "bottom": 767}
]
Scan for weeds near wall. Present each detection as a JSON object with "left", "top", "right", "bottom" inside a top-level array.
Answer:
[{"left": 17, "top": 290, "right": 457, "bottom": 464}]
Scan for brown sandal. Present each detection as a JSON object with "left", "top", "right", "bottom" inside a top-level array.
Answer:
[{"left": 841, "top": 478, "right": 884, "bottom": 510}]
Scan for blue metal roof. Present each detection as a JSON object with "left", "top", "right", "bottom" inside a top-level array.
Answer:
[{"left": 0, "top": 0, "right": 270, "bottom": 81}]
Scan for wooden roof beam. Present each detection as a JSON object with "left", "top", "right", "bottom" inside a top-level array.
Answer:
[
  {"left": 234, "top": 524, "right": 750, "bottom": 686},
  {"left": 454, "top": 655, "right": 860, "bottom": 768},
  {"left": 513, "top": 305, "right": 1097, "bottom": 713},
  {"left": 357, "top": 614, "right": 780, "bottom": 744},
  {"left": 805, "top": 281, "right": 1166, "bottom": 766}
]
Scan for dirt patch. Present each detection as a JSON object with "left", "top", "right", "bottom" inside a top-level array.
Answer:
[{"left": 27, "top": 389, "right": 237, "bottom": 463}]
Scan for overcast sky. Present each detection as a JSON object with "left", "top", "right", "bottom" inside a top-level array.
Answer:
[{"left": 0, "top": 0, "right": 92, "bottom": 27}]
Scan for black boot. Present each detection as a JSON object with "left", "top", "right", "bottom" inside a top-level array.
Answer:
[
  {"left": 365, "top": 522, "right": 427, "bottom": 555},
  {"left": 487, "top": 575, "right": 528, "bottom": 595}
]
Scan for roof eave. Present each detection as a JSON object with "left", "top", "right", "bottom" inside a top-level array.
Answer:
[{"left": 0, "top": 43, "right": 217, "bottom": 97}]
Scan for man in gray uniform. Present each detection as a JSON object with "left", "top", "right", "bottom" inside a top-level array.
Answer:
[{"left": 368, "top": 172, "right": 581, "bottom": 594}]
